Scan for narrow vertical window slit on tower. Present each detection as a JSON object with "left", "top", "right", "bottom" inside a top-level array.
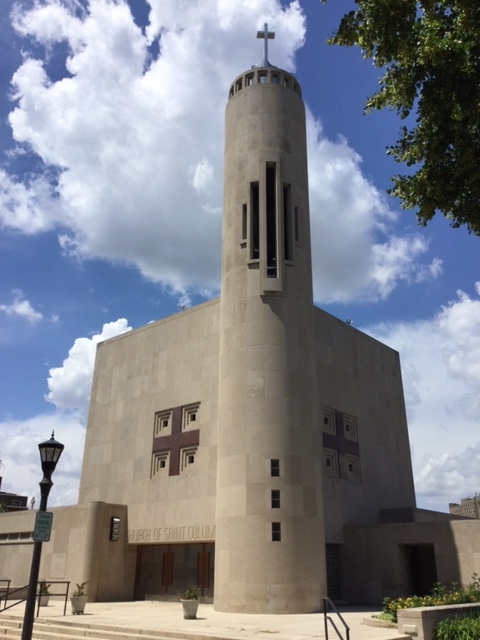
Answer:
[
  {"left": 242, "top": 204, "right": 247, "bottom": 242},
  {"left": 283, "top": 184, "right": 291, "bottom": 261},
  {"left": 266, "top": 164, "right": 277, "bottom": 277},
  {"left": 250, "top": 183, "right": 259, "bottom": 258},
  {"left": 294, "top": 206, "right": 300, "bottom": 244}
]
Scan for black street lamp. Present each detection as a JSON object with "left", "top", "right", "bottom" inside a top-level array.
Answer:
[{"left": 21, "top": 432, "right": 64, "bottom": 640}]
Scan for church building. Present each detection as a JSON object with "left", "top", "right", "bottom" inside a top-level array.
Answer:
[
  {"left": 1, "top": 27, "right": 477, "bottom": 615},
  {"left": 75, "top": 27, "right": 415, "bottom": 613}
]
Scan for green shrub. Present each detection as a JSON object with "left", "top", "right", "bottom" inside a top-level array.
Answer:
[
  {"left": 434, "top": 615, "right": 480, "bottom": 640},
  {"left": 381, "top": 574, "right": 480, "bottom": 623}
]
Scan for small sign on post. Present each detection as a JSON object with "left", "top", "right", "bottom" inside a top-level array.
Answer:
[{"left": 33, "top": 511, "right": 53, "bottom": 542}]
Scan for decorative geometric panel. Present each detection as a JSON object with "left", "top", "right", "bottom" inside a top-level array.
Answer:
[
  {"left": 322, "top": 408, "right": 361, "bottom": 482},
  {"left": 152, "top": 403, "right": 200, "bottom": 476}
]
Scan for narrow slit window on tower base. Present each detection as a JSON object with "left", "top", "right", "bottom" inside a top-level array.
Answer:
[
  {"left": 271, "top": 489, "right": 281, "bottom": 508},
  {"left": 272, "top": 522, "right": 281, "bottom": 541},
  {"left": 270, "top": 459, "right": 280, "bottom": 477}
]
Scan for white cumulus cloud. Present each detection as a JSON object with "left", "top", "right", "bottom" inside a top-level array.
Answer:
[
  {"left": 0, "top": 412, "right": 85, "bottom": 507},
  {"left": 46, "top": 318, "right": 131, "bottom": 417},
  {"left": 307, "top": 114, "right": 440, "bottom": 303},
  {"left": 364, "top": 283, "right": 480, "bottom": 512},
  {"left": 0, "top": 0, "right": 440, "bottom": 304}
]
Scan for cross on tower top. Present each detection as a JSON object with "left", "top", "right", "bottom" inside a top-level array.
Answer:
[{"left": 256, "top": 23, "right": 275, "bottom": 67}]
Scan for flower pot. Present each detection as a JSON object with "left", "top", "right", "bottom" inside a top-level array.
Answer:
[
  {"left": 39, "top": 594, "right": 50, "bottom": 607},
  {"left": 71, "top": 595, "right": 88, "bottom": 615},
  {"left": 180, "top": 599, "right": 199, "bottom": 619}
]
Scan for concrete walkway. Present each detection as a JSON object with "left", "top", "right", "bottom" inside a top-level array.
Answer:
[{"left": 2, "top": 599, "right": 408, "bottom": 640}]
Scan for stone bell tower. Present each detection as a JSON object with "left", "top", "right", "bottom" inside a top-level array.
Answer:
[{"left": 215, "top": 26, "right": 328, "bottom": 613}]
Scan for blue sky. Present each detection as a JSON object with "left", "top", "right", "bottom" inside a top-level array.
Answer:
[{"left": 0, "top": 0, "right": 479, "bottom": 512}]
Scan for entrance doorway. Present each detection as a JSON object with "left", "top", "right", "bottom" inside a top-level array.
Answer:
[
  {"left": 403, "top": 544, "right": 437, "bottom": 596},
  {"left": 326, "top": 544, "right": 342, "bottom": 601},
  {"left": 134, "top": 543, "right": 214, "bottom": 601}
]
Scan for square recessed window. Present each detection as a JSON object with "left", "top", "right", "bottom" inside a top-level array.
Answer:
[
  {"left": 343, "top": 414, "right": 358, "bottom": 441},
  {"left": 183, "top": 403, "right": 200, "bottom": 430},
  {"left": 324, "top": 449, "right": 339, "bottom": 477},
  {"left": 272, "top": 522, "right": 281, "bottom": 542},
  {"left": 152, "top": 451, "right": 169, "bottom": 477},
  {"left": 181, "top": 447, "right": 198, "bottom": 471},
  {"left": 346, "top": 454, "right": 361, "bottom": 482},
  {"left": 154, "top": 410, "right": 172, "bottom": 437},
  {"left": 321, "top": 407, "right": 336, "bottom": 435},
  {"left": 270, "top": 459, "right": 280, "bottom": 477}
]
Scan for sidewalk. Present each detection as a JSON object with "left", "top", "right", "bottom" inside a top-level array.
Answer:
[{"left": 3, "top": 599, "right": 406, "bottom": 640}]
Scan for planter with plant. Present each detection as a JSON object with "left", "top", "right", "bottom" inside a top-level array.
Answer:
[
  {"left": 70, "top": 581, "right": 88, "bottom": 615},
  {"left": 180, "top": 586, "right": 200, "bottom": 619},
  {"left": 38, "top": 580, "right": 51, "bottom": 607}
]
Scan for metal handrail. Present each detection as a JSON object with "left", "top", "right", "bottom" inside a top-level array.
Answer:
[
  {"left": 0, "top": 580, "right": 69, "bottom": 616},
  {"left": 0, "top": 583, "right": 26, "bottom": 612},
  {"left": 323, "top": 597, "right": 350, "bottom": 640},
  {"left": 0, "top": 580, "right": 11, "bottom": 610},
  {"left": 35, "top": 581, "right": 70, "bottom": 617}
]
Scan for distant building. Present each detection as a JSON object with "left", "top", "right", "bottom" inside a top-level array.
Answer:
[
  {"left": 0, "top": 478, "right": 28, "bottom": 513},
  {"left": 449, "top": 497, "right": 480, "bottom": 519}
]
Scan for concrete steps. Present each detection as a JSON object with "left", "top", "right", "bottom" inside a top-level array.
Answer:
[
  {"left": 0, "top": 608, "right": 411, "bottom": 640},
  {"left": 0, "top": 615, "right": 214, "bottom": 640}
]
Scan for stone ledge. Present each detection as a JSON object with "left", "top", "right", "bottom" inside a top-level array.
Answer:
[{"left": 398, "top": 602, "right": 480, "bottom": 640}]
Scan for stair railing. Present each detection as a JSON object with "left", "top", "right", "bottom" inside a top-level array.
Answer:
[
  {"left": 0, "top": 580, "right": 11, "bottom": 610},
  {"left": 0, "top": 580, "right": 69, "bottom": 615},
  {"left": 323, "top": 597, "right": 350, "bottom": 640},
  {"left": 0, "top": 582, "right": 25, "bottom": 612}
]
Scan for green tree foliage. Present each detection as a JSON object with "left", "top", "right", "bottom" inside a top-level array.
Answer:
[{"left": 323, "top": 0, "right": 480, "bottom": 234}]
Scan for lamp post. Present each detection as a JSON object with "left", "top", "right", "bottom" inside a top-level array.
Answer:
[{"left": 21, "top": 432, "right": 64, "bottom": 640}]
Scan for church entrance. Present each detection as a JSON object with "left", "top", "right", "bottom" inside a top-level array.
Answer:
[
  {"left": 403, "top": 544, "right": 437, "bottom": 596},
  {"left": 326, "top": 544, "right": 342, "bottom": 601},
  {"left": 134, "top": 543, "right": 214, "bottom": 601}
]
